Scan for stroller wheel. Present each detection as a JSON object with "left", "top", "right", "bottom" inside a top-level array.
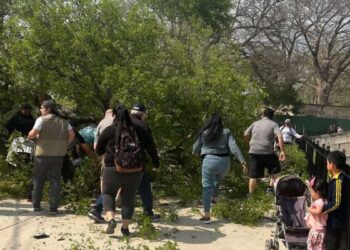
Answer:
[{"left": 265, "top": 239, "right": 273, "bottom": 250}]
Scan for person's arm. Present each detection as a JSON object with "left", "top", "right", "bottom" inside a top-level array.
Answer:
[
  {"left": 146, "top": 139, "right": 160, "bottom": 168},
  {"left": 28, "top": 129, "right": 40, "bottom": 140},
  {"left": 291, "top": 128, "right": 302, "bottom": 139},
  {"left": 227, "top": 132, "right": 245, "bottom": 164},
  {"left": 243, "top": 135, "right": 250, "bottom": 145},
  {"left": 323, "top": 179, "right": 342, "bottom": 214},
  {"left": 93, "top": 124, "right": 102, "bottom": 151},
  {"left": 95, "top": 126, "right": 114, "bottom": 156},
  {"left": 274, "top": 124, "right": 285, "bottom": 160},
  {"left": 227, "top": 131, "right": 247, "bottom": 174},
  {"left": 277, "top": 135, "right": 285, "bottom": 161},
  {"left": 192, "top": 135, "right": 202, "bottom": 157},
  {"left": 68, "top": 129, "right": 75, "bottom": 144},
  {"left": 144, "top": 126, "right": 160, "bottom": 168},
  {"left": 243, "top": 124, "right": 253, "bottom": 145},
  {"left": 80, "top": 143, "right": 97, "bottom": 160},
  {"left": 73, "top": 130, "right": 97, "bottom": 160},
  {"left": 27, "top": 117, "right": 42, "bottom": 140},
  {"left": 309, "top": 202, "right": 323, "bottom": 215}
]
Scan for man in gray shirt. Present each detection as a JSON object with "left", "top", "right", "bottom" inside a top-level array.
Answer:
[
  {"left": 88, "top": 108, "right": 115, "bottom": 222},
  {"left": 244, "top": 108, "right": 285, "bottom": 194},
  {"left": 93, "top": 109, "right": 114, "bottom": 150}
]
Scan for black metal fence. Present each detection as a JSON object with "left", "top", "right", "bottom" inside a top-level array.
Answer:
[{"left": 299, "top": 137, "right": 350, "bottom": 250}]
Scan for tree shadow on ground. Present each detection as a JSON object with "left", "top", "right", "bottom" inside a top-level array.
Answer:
[
  {"left": 154, "top": 215, "right": 227, "bottom": 244},
  {"left": 0, "top": 200, "right": 35, "bottom": 217},
  {"left": 0, "top": 200, "right": 69, "bottom": 218},
  {"left": 159, "top": 227, "right": 225, "bottom": 244}
]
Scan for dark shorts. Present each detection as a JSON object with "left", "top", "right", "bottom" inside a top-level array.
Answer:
[{"left": 248, "top": 153, "right": 281, "bottom": 178}]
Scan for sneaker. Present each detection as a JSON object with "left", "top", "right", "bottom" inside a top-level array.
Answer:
[
  {"left": 121, "top": 227, "right": 130, "bottom": 237},
  {"left": 33, "top": 207, "right": 43, "bottom": 212},
  {"left": 211, "top": 198, "right": 218, "bottom": 205},
  {"left": 88, "top": 209, "right": 105, "bottom": 222},
  {"left": 48, "top": 208, "right": 58, "bottom": 215},
  {"left": 266, "top": 187, "right": 274, "bottom": 195},
  {"left": 199, "top": 216, "right": 211, "bottom": 224},
  {"left": 105, "top": 219, "right": 117, "bottom": 234},
  {"left": 27, "top": 195, "right": 32, "bottom": 203},
  {"left": 148, "top": 214, "right": 161, "bottom": 222}
]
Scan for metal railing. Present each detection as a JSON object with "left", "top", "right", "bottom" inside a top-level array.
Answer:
[{"left": 298, "top": 137, "right": 350, "bottom": 250}]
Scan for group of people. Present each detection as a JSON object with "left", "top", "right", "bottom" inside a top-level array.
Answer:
[
  {"left": 304, "top": 151, "right": 349, "bottom": 250},
  {"left": 191, "top": 108, "right": 299, "bottom": 222},
  {"left": 192, "top": 108, "right": 348, "bottom": 250},
  {"left": 328, "top": 124, "right": 344, "bottom": 134},
  {"left": 92, "top": 104, "right": 160, "bottom": 235},
  {"left": 4, "top": 103, "right": 349, "bottom": 247},
  {"left": 19, "top": 100, "right": 160, "bottom": 236}
]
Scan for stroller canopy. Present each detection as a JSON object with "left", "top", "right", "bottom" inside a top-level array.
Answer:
[{"left": 275, "top": 175, "right": 309, "bottom": 199}]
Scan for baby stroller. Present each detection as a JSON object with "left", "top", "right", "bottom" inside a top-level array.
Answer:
[
  {"left": 6, "top": 136, "right": 35, "bottom": 200},
  {"left": 6, "top": 136, "right": 35, "bottom": 167},
  {"left": 266, "top": 175, "right": 310, "bottom": 250}
]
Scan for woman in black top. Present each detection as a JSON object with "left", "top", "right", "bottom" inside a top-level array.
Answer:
[{"left": 96, "top": 106, "right": 143, "bottom": 236}]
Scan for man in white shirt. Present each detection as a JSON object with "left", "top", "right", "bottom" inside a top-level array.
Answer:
[
  {"left": 280, "top": 119, "right": 302, "bottom": 144},
  {"left": 28, "top": 100, "right": 75, "bottom": 214}
]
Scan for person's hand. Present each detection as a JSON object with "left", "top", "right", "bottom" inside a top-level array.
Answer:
[
  {"left": 242, "top": 163, "right": 248, "bottom": 175},
  {"left": 279, "top": 151, "right": 285, "bottom": 161},
  {"left": 151, "top": 167, "right": 160, "bottom": 173}
]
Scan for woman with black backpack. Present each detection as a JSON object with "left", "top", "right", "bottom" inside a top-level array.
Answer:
[{"left": 95, "top": 105, "right": 144, "bottom": 236}]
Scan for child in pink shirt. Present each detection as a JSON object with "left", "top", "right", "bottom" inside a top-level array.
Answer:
[{"left": 304, "top": 177, "right": 328, "bottom": 250}]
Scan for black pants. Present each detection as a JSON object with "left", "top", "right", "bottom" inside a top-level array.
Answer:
[
  {"left": 32, "top": 156, "right": 63, "bottom": 210},
  {"left": 325, "top": 228, "right": 343, "bottom": 250},
  {"left": 138, "top": 172, "right": 154, "bottom": 216},
  {"left": 61, "top": 155, "right": 75, "bottom": 183},
  {"left": 102, "top": 167, "right": 143, "bottom": 219}
]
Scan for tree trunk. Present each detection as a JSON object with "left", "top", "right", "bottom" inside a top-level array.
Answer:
[{"left": 315, "top": 79, "right": 331, "bottom": 105}]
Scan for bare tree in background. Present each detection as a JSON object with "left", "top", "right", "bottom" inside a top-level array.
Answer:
[
  {"left": 230, "top": 0, "right": 304, "bottom": 108},
  {"left": 291, "top": 0, "right": 350, "bottom": 104},
  {"left": 231, "top": 0, "right": 350, "bottom": 106}
]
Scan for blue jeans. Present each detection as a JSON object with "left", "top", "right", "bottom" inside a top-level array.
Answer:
[
  {"left": 202, "top": 155, "right": 230, "bottom": 212},
  {"left": 93, "top": 194, "right": 103, "bottom": 214}
]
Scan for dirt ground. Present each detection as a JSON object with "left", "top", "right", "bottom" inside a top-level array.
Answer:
[{"left": 0, "top": 199, "right": 287, "bottom": 250}]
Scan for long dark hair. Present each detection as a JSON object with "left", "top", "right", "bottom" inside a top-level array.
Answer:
[
  {"left": 114, "top": 106, "right": 136, "bottom": 142},
  {"left": 312, "top": 178, "right": 328, "bottom": 199},
  {"left": 112, "top": 104, "right": 125, "bottom": 125},
  {"left": 197, "top": 113, "right": 223, "bottom": 143}
]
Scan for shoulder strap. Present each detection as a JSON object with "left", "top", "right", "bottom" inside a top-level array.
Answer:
[{"left": 225, "top": 130, "right": 230, "bottom": 144}]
